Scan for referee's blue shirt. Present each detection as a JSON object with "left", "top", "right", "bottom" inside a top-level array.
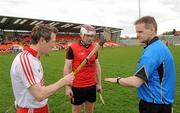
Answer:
[{"left": 135, "top": 37, "right": 176, "bottom": 104}]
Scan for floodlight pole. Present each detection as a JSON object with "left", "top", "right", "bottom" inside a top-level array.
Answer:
[{"left": 139, "top": 0, "right": 141, "bottom": 18}]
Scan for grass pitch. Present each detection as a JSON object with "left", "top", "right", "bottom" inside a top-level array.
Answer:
[{"left": 0, "top": 46, "right": 179, "bottom": 113}]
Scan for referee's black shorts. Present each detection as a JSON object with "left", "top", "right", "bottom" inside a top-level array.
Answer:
[
  {"left": 139, "top": 99, "right": 172, "bottom": 113},
  {"left": 71, "top": 85, "right": 96, "bottom": 105}
]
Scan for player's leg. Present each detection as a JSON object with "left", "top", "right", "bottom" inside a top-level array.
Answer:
[
  {"left": 85, "top": 85, "right": 96, "bottom": 113},
  {"left": 71, "top": 87, "right": 85, "bottom": 113},
  {"left": 85, "top": 101, "right": 95, "bottom": 113},
  {"left": 72, "top": 104, "right": 83, "bottom": 113}
]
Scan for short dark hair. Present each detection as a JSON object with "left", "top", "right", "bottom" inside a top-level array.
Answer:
[
  {"left": 31, "top": 24, "right": 58, "bottom": 44},
  {"left": 134, "top": 16, "right": 157, "bottom": 33}
]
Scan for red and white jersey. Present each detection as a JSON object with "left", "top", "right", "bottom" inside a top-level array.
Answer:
[{"left": 10, "top": 47, "right": 47, "bottom": 108}]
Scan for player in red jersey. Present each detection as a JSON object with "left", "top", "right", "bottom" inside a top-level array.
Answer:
[{"left": 64, "top": 25, "right": 102, "bottom": 113}]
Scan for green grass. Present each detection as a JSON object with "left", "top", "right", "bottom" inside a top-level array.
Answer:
[{"left": 0, "top": 46, "right": 180, "bottom": 113}]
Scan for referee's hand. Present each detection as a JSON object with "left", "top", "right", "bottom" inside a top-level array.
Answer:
[{"left": 104, "top": 78, "right": 117, "bottom": 84}]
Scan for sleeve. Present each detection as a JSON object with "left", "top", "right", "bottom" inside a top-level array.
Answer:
[
  {"left": 66, "top": 47, "right": 74, "bottom": 59},
  {"left": 134, "top": 55, "right": 157, "bottom": 84},
  {"left": 19, "top": 54, "right": 41, "bottom": 88}
]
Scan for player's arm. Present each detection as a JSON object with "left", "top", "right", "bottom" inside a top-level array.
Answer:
[
  {"left": 29, "top": 47, "right": 74, "bottom": 101},
  {"left": 64, "top": 47, "right": 74, "bottom": 98},
  {"left": 64, "top": 59, "right": 73, "bottom": 77},
  {"left": 95, "top": 59, "right": 102, "bottom": 92},
  {"left": 105, "top": 76, "right": 145, "bottom": 88},
  {"left": 64, "top": 47, "right": 73, "bottom": 77},
  {"left": 64, "top": 59, "right": 73, "bottom": 90},
  {"left": 29, "top": 72, "right": 74, "bottom": 102}
]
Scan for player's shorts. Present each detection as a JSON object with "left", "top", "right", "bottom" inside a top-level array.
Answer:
[
  {"left": 16, "top": 104, "right": 48, "bottom": 113},
  {"left": 139, "top": 99, "right": 172, "bottom": 113},
  {"left": 71, "top": 85, "right": 96, "bottom": 105}
]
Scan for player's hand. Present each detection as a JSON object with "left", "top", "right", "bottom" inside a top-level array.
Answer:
[
  {"left": 65, "top": 87, "right": 73, "bottom": 99},
  {"left": 96, "top": 84, "right": 102, "bottom": 93},
  {"left": 63, "top": 72, "right": 74, "bottom": 85},
  {"left": 104, "top": 78, "right": 117, "bottom": 84}
]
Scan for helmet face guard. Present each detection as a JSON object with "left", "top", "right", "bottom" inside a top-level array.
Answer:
[{"left": 80, "top": 25, "right": 96, "bottom": 37}]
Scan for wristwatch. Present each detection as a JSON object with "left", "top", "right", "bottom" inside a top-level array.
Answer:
[{"left": 117, "top": 77, "right": 121, "bottom": 84}]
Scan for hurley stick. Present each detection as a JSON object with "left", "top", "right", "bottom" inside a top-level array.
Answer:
[{"left": 72, "top": 28, "right": 111, "bottom": 105}]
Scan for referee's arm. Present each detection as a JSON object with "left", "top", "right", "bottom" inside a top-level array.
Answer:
[
  {"left": 105, "top": 76, "right": 145, "bottom": 88},
  {"left": 117, "top": 76, "right": 145, "bottom": 88},
  {"left": 105, "top": 64, "right": 148, "bottom": 88}
]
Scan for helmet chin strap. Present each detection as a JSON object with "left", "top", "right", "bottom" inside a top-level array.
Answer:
[{"left": 80, "top": 40, "right": 91, "bottom": 48}]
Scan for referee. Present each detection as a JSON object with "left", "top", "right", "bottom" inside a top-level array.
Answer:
[{"left": 105, "top": 16, "right": 176, "bottom": 113}]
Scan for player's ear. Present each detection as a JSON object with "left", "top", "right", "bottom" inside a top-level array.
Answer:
[
  {"left": 40, "top": 37, "right": 45, "bottom": 42},
  {"left": 38, "top": 37, "right": 45, "bottom": 45}
]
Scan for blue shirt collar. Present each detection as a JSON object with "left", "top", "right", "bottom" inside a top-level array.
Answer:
[{"left": 144, "top": 36, "right": 159, "bottom": 49}]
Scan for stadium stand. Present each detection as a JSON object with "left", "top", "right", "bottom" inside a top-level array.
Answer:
[{"left": 0, "top": 15, "right": 123, "bottom": 53}]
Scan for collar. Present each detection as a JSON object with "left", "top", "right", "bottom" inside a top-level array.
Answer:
[
  {"left": 144, "top": 36, "right": 159, "bottom": 49},
  {"left": 79, "top": 40, "right": 92, "bottom": 48},
  {"left": 24, "top": 46, "right": 38, "bottom": 57}
]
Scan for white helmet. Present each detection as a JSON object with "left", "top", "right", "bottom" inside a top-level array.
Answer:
[{"left": 80, "top": 24, "right": 96, "bottom": 36}]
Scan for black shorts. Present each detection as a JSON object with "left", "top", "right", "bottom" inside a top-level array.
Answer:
[
  {"left": 71, "top": 85, "right": 96, "bottom": 105},
  {"left": 139, "top": 99, "right": 172, "bottom": 113}
]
